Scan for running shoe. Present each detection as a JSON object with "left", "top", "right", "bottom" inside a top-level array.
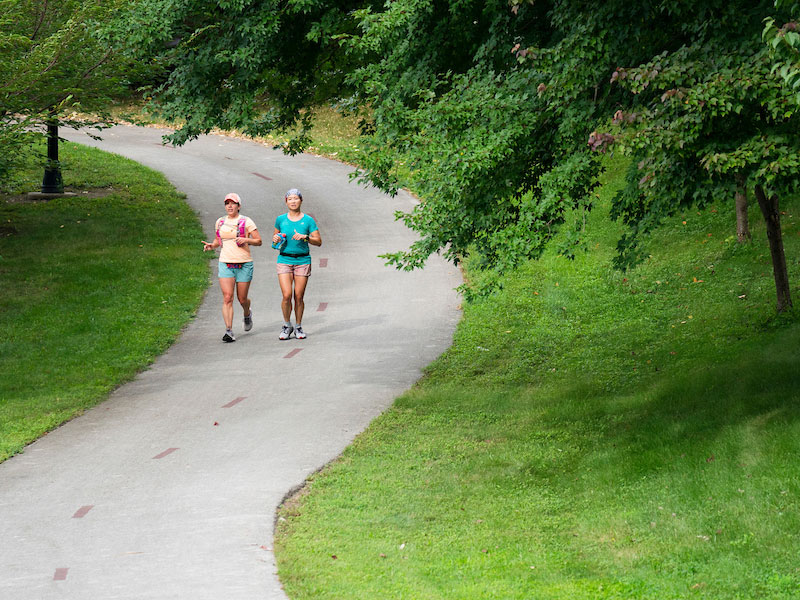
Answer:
[
  {"left": 295, "top": 325, "right": 306, "bottom": 339},
  {"left": 243, "top": 311, "right": 253, "bottom": 331},
  {"left": 279, "top": 324, "right": 294, "bottom": 340},
  {"left": 222, "top": 331, "right": 236, "bottom": 343}
]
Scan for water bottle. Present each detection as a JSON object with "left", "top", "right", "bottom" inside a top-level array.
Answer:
[{"left": 272, "top": 232, "right": 287, "bottom": 250}]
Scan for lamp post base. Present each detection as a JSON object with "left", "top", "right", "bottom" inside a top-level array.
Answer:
[
  {"left": 24, "top": 191, "right": 77, "bottom": 202},
  {"left": 41, "top": 168, "right": 64, "bottom": 194}
]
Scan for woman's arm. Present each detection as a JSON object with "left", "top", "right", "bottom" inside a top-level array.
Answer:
[
  {"left": 238, "top": 229, "right": 262, "bottom": 246},
  {"left": 293, "top": 230, "right": 322, "bottom": 246},
  {"left": 307, "top": 230, "right": 321, "bottom": 247}
]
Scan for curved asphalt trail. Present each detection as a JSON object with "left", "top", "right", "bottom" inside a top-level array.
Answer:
[{"left": 0, "top": 126, "right": 461, "bottom": 599}]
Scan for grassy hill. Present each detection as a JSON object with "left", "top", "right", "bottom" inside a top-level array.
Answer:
[
  {"left": 0, "top": 142, "right": 208, "bottom": 460},
  {"left": 274, "top": 157, "right": 800, "bottom": 599}
]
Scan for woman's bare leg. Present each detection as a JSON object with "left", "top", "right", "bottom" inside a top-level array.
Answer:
[
  {"left": 278, "top": 273, "right": 294, "bottom": 322},
  {"left": 219, "top": 277, "right": 235, "bottom": 330},
  {"left": 236, "top": 280, "right": 252, "bottom": 317},
  {"left": 293, "top": 275, "right": 308, "bottom": 324}
]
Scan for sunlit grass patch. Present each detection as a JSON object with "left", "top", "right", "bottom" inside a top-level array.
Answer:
[
  {"left": 275, "top": 153, "right": 800, "bottom": 598},
  {"left": 0, "top": 142, "right": 208, "bottom": 461}
]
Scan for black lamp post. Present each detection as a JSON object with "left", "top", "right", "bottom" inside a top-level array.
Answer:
[{"left": 41, "top": 119, "right": 63, "bottom": 194}]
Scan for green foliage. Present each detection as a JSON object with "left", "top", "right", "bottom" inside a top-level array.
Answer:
[
  {"left": 344, "top": 1, "right": 614, "bottom": 293},
  {"left": 123, "top": 0, "right": 365, "bottom": 146},
  {"left": 132, "top": 0, "right": 799, "bottom": 305},
  {"left": 343, "top": 1, "right": 798, "bottom": 297},
  {"left": 0, "top": 0, "right": 134, "bottom": 114},
  {"left": 764, "top": 1, "right": 800, "bottom": 103},
  {"left": 598, "top": 4, "right": 800, "bottom": 272},
  {"left": 0, "top": 0, "right": 135, "bottom": 180}
]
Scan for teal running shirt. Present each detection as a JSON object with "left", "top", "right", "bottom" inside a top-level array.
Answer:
[{"left": 274, "top": 213, "right": 318, "bottom": 265}]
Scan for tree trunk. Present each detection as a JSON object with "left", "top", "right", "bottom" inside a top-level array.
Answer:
[
  {"left": 754, "top": 185, "right": 793, "bottom": 313},
  {"left": 735, "top": 175, "right": 751, "bottom": 243}
]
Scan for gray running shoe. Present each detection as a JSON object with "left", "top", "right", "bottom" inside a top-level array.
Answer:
[
  {"left": 222, "top": 331, "right": 236, "bottom": 343},
  {"left": 295, "top": 325, "right": 306, "bottom": 339},
  {"left": 279, "top": 324, "right": 294, "bottom": 340},
  {"left": 243, "top": 311, "right": 253, "bottom": 331}
]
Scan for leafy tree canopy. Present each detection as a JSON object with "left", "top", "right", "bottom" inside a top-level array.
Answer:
[
  {"left": 130, "top": 0, "right": 799, "bottom": 305},
  {"left": 0, "top": 0, "right": 134, "bottom": 181},
  {"left": 596, "top": 2, "right": 800, "bottom": 266},
  {"left": 125, "top": 0, "right": 368, "bottom": 148}
]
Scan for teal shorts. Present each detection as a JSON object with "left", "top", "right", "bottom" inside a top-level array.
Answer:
[{"left": 218, "top": 261, "right": 254, "bottom": 282}]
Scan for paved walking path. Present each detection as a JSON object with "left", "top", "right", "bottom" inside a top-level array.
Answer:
[{"left": 0, "top": 126, "right": 461, "bottom": 599}]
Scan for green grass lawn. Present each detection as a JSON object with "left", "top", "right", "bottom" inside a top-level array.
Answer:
[
  {"left": 275, "top": 157, "right": 800, "bottom": 599},
  {"left": 0, "top": 142, "right": 208, "bottom": 461}
]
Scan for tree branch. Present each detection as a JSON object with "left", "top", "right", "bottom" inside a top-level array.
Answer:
[
  {"left": 80, "top": 49, "right": 114, "bottom": 81},
  {"left": 31, "top": 0, "right": 49, "bottom": 41}
]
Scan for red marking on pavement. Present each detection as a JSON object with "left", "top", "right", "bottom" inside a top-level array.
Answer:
[
  {"left": 319, "top": 258, "right": 328, "bottom": 268},
  {"left": 284, "top": 349, "right": 303, "bottom": 359},
  {"left": 252, "top": 172, "right": 272, "bottom": 181},
  {"left": 222, "top": 396, "right": 246, "bottom": 408},
  {"left": 317, "top": 302, "right": 328, "bottom": 312},
  {"left": 72, "top": 505, "right": 93, "bottom": 519},
  {"left": 152, "top": 448, "right": 179, "bottom": 459},
  {"left": 54, "top": 568, "right": 69, "bottom": 581}
]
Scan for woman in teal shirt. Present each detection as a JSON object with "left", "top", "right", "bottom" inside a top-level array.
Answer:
[{"left": 272, "top": 188, "right": 322, "bottom": 340}]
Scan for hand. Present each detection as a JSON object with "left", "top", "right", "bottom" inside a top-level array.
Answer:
[
  {"left": 202, "top": 241, "right": 214, "bottom": 252},
  {"left": 235, "top": 236, "right": 247, "bottom": 246},
  {"left": 292, "top": 232, "right": 308, "bottom": 241},
  {"left": 273, "top": 233, "right": 282, "bottom": 244}
]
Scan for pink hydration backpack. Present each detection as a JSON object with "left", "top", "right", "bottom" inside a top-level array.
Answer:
[{"left": 216, "top": 217, "right": 247, "bottom": 245}]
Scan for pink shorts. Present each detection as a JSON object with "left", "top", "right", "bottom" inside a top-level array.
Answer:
[{"left": 277, "top": 263, "right": 311, "bottom": 277}]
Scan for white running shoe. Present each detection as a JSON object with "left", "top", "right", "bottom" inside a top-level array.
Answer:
[
  {"left": 279, "top": 324, "right": 294, "bottom": 340},
  {"left": 295, "top": 325, "right": 306, "bottom": 339},
  {"left": 243, "top": 311, "right": 253, "bottom": 331}
]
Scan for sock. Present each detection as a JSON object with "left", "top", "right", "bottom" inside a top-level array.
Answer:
[{"left": 284, "top": 321, "right": 291, "bottom": 328}]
